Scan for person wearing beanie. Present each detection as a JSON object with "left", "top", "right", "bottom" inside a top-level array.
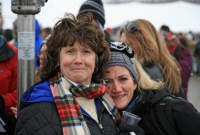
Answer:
[
  {"left": 165, "top": 32, "right": 191, "bottom": 100},
  {"left": 77, "top": 0, "right": 113, "bottom": 43},
  {"left": 103, "top": 41, "right": 200, "bottom": 135},
  {"left": 78, "top": 0, "right": 105, "bottom": 28}
]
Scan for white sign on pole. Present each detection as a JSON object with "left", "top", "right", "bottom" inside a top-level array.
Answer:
[{"left": 18, "top": 32, "right": 35, "bottom": 60}]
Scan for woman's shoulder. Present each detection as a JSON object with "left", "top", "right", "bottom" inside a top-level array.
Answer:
[
  {"left": 16, "top": 102, "right": 62, "bottom": 135},
  {"left": 142, "top": 64, "right": 164, "bottom": 81},
  {"left": 21, "top": 81, "right": 54, "bottom": 103}
]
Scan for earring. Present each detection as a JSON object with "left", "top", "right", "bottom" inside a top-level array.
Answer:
[
  {"left": 94, "top": 67, "right": 98, "bottom": 73},
  {"left": 55, "top": 65, "right": 60, "bottom": 71}
]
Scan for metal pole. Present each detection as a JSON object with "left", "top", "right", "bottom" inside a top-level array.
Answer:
[
  {"left": 11, "top": 0, "right": 42, "bottom": 113},
  {"left": 17, "top": 14, "right": 35, "bottom": 103}
]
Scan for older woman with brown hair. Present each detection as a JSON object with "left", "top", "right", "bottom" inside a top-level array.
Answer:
[{"left": 15, "top": 13, "right": 144, "bottom": 135}]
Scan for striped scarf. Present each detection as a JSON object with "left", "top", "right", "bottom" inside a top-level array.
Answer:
[{"left": 49, "top": 72, "right": 121, "bottom": 135}]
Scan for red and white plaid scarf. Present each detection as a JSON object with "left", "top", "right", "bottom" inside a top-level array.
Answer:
[{"left": 49, "top": 72, "right": 121, "bottom": 135}]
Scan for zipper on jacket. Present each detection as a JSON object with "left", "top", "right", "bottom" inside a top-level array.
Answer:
[
  {"left": 81, "top": 106, "right": 106, "bottom": 134},
  {"left": 99, "top": 114, "right": 105, "bottom": 135}
]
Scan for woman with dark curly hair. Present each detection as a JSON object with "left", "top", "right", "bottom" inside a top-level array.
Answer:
[{"left": 15, "top": 13, "right": 143, "bottom": 135}]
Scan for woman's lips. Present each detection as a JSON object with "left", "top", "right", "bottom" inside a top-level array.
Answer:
[{"left": 111, "top": 94, "right": 126, "bottom": 99}]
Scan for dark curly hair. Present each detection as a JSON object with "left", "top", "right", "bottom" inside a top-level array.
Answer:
[{"left": 40, "top": 13, "right": 110, "bottom": 83}]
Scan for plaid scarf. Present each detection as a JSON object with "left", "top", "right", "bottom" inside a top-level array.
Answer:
[{"left": 49, "top": 72, "right": 121, "bottom": 135}]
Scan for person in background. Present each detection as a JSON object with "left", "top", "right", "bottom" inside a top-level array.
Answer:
[
  {"left": 35, "top": 34, "right": 50, "bottom": 83},
  {"left": 194, "top": 37, "right": 200, "bottom": 79},
  {"left": 9, "top": 19, "right": 17, "bottom": 47},
  {"left": 40, "top": 27, "right": 52, "bottom": 39},
  {"left": 10, "top": 19, "right": 43, "bottom": 69},
  {"left": 10, "top": 34, "right": 51, "bottom": 118},
  {"left": 15, "top": 13, "right": 142, "bottom": 135},
  {"left": 159, "top": 24, "right": 171, "bottom": 39},
  {"left": 178, "top": 32, "right": 188, "bottom": 47},
  {"left": 186, "top": 31, "right": 195, "bottom": 76},
  {"left": 0, "top": 35, "right": 17, "bottom": 135},
  {"left": 35, "top": 19, "right": 43, "bottom": 69},
  {"left": 103, "top": 41, "right": 200, "bottom": 135},
  {"left": 120, "top": 19, "right": 184, "bottom": 98},
  {"left": 77, "top": 0, "right": 113, "bottom": 43},
  {"left": 165, "top": 32, "right": 191, "bottom": 100}
]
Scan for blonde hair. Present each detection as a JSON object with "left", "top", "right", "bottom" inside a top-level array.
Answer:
[
  {"left": 120, "top": 19, "right": 181, "bottom": 94},
  {"left": 133, "top": 58, "right": 164, "bottom": 91}
]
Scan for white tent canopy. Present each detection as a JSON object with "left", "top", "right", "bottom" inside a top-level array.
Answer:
[
  {"left": 103, "top": 0, "right": 200, "bottom": 4},
  {"left": 2, "top": 0, "right": 200, "bottom": 33}
]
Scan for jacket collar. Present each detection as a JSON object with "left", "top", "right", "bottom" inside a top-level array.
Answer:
[{"left": 0, "top": 42, "right": 16, "bottom": 61}]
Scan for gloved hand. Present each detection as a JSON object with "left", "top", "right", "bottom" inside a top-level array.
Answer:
[{"left": 117, "top": 120, "right": 145, "bottom": 135}]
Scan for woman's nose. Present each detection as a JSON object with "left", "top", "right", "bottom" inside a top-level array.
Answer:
[
  {"left": 74, "top": 54, "right": 83, "bottom": 64},
  {"left": 112, "top": 83, "right": 122, "bottom": 93}
]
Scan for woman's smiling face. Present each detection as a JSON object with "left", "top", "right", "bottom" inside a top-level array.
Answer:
[{"left": 103, "top": 66, "right": 137, "bottom": 109}]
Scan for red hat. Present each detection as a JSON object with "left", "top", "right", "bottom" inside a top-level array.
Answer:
[{"left": 165, "top": 32, "right": 180, "bottom": 53}]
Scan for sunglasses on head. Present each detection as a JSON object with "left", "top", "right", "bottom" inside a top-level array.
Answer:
[{"left": 125, "top": 21, "right": 141, "bottom": 33}]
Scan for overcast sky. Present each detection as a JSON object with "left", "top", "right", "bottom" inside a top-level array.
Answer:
[{"left": 1, "top": 0, "right": 200, "bottom": 33}]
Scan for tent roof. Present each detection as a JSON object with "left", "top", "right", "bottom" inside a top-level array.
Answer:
[{"left": 2, "top": 0, "right": 200, "bottom": 33}]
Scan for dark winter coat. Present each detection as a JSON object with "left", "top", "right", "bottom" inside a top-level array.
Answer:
[
  {"left": 131, "top": 88, "right": 200, "bottom": 135},
  {"left": 143, "top": 65, "right": 184, "bottom": 98},
  {"left": 15, "top": 81, "right": 120, "bottom": 135},
  {"left": 129, "top": 65, "right": 200, "bottom": 135},
  {"left": 173, "top": 45, "right": 191, "bottom": 99}
]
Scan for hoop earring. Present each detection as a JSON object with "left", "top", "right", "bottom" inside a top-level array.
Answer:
[
  {"left": 55, "top": 65, "right": 60, "bottom": 71},
  {"left": 94, "top": 67, "right": 98, "bottom": 73}
]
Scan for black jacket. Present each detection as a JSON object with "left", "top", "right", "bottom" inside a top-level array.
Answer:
[
  {"left": 132, "top": 88, "right": 200, "bottom": 135},
  {"left": 15, "top": 101, "right": 120, "bottom": 135},
  {"left": 129, "top": 65, "right": 200, "bottom": 135},
  {"left": 143, "top": 65, "right": 184, "bottom": 98},
  {"left": 15, "top": 81, "right": 120, "bottom": 135}
]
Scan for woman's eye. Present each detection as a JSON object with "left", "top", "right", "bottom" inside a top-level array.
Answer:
[
  {"left": 83, "top": 50, "right": 90, "bottom": 54},
  {"left": 67, "top": 50, "right": 73, "bottom": 54},
  {"left": 105, "top": 80, "right": 111, "bottom": 84},
  {"left": 120, "top": 78, "right": 128, "bottom": 82}
]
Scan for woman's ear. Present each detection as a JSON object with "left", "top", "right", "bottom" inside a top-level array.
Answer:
[{"left": 133, "top": 79, "right": 138, "bottom": 91}]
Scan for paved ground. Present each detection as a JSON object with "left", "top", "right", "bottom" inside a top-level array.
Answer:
[{"left": 187, "top": 74, "right": 200, "bottom": 112}]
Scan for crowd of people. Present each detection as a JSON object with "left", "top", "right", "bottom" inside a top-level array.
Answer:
[{"left": 0, "top": 0, "right": 200, "bottom": 135}]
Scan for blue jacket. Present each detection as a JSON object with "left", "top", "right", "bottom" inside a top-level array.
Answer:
[{"left": 35, "top": 20, "right": 43, "bottom": 69}]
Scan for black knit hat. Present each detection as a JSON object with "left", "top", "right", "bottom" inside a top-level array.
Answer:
[
  {"left": 160, "top": 25, "right": 170, "bottom": 32},
  {"left": 78, "top": 0, "right": 105, "bottom": 27}
]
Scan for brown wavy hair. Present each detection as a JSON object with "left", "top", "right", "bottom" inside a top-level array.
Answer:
[
  {"left": 120, "top": 19, "right": 181, "bottom": 94},
  {"left": 40, "top": 13, "right": 110, "bottom": 83}
]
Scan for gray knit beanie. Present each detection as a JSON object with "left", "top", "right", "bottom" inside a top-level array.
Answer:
[
  {"left": 107, "top": 42, "right": 139, "bottom": 82},
  {"left": 78, "top": 0, "right": 105, "bottom": 28}
]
